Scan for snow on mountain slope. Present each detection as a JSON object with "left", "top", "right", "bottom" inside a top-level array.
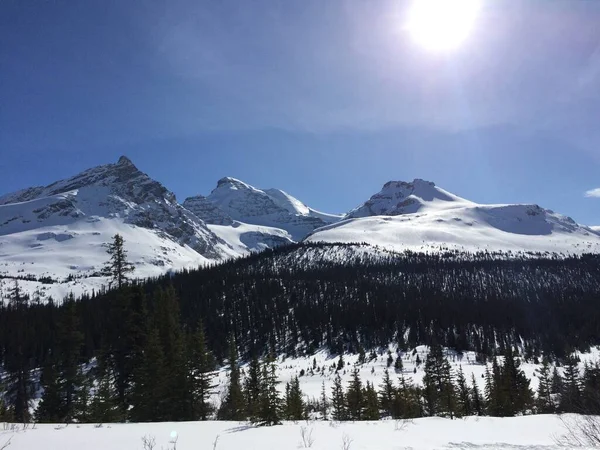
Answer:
[
  {"left": 592, "top": 226, "right": 600, "bottom": 232},
  {"left": 206, "top": 177, "right": 342, "bottom": 241},
  {"left": 183, "top": 193, "right": 295, "bottom": 252},
  {"left": 0, "top": 157, "right": 238, "bottom": 300},
  {"left": 307, "top": 179, "right": 600, "bottom": 255}
]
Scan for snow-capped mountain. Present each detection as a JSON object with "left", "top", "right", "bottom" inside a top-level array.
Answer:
[
  {"left": 0, "top": 157, "right": 239, "bottom": 300},
  {"left": 2, "top": 158, "right": 600, "bottom": 301},
  {"left": 306, "top": 179, "right": 600, "bottom": 254},
  {"left": 202, "top": 177, "right": 342, "bottom": 241}
]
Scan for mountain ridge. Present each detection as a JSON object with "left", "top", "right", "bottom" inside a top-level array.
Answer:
[{"left": 1, "top": 156, "right": 599, "bottom": 301}]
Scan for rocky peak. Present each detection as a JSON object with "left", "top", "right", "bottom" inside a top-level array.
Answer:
[{"left": 183, "top": 195, "right": 233, "bottom": 226}]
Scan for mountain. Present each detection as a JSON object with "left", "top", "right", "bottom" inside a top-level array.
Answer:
[
  {"left": 306, "top": 179, "right": 600, "bottom": 255},
  {"left": 203, "top": 177, "right": 342, "bottom": 241},
  {"left": 0, "top": 156, "right": 238, "bottom": 300}
]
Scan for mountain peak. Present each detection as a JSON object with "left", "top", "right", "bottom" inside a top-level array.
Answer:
[
  {"left": 347, "top": 179, "right": 467, "bottom": 219},
  {"left": 117, "top": 155, "right": 135, "bottom": 167}
]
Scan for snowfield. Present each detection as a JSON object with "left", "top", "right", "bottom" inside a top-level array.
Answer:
[{"left": 0, "top": 415, "right": 589, "bottom": 450}]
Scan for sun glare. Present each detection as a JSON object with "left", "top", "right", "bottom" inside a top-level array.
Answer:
[{"left": 406, "top": 0, "right": 480, "bottom": 52}]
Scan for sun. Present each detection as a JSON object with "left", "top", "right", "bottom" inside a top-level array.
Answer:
[{"left": 406, "top": 0, "right": 481, "bottom": 52}]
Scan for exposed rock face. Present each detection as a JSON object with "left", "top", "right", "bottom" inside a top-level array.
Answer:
[
  {"left": 206, "top": 177, "right": 341, "bottom": 241},
  {"left": 0, "top": 156, "right": 229, "bottom": 259}
]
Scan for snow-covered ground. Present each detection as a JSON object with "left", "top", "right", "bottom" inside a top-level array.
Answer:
[
  {"left": 0, "top": 415, "right": 589, "bottom": 450},
  {"left": 209, "top": 346, "right": 600, "bottom": 413}
]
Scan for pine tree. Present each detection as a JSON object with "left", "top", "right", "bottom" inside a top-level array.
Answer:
[
  {"left": 560, "top": 356, "right": 581, "bottom": 413},
  {"left": 244, "top": 355, "right": 262, "bottom": 421},
  {"left": 363, "top": 381, "right": 380, "bottom": 420},
  {"left": 536, "top": 358, "right": 554, "bottom": 413},
  {"left": 551, "top": 366, "right": 564, "bottom": 395},
  {"left": 331, "top": 373, "right": 346, "bottom": 421},
  {"left": 89, "top": 354, "right": 122, "bottom": 423},
  {"left": 346, "top": 368, "right": 364, "bottom": 421},
  {"left": 58, "top": 297, "right": 85, "bottom": 422},
  {"left": 130, "top": 322, "right": 167, "bottom": 422},
  {"left": 379, "top": 369, "right": 395, "bottom": 418},
  {"left": 471, "top": 373, "right": 484, "bottom": 416},
  {"left": 336, "top": 355, "right": 345, "bottom": 372},
  {"left": 35, "top": 358, "right": 63, "bottom": 423},
  {"left": 320, "top": 381, "right": 329, "bottom": 420},
  {"left": 423, "top": 344, "right": 457, "bottom": 418},
  {"left": 4, "top": 281, "right": 34, "bottom": 423},
  {"left": 218, "top": 336, "right": 245, "bottom": 421},
  {"left": 284, "top": 376, "right": 305, "bottom": 421},
  {"left": 394, "top": 355, "right": 404, "bottom": 374},
  {"left": 189, "top": 319, "right": 216, "bottom": 420},
  {"left": 456, "top": 366, "right": 472, "bottom": 417},
  {"left": 393, "top": 375, "right": 422, "bottom": 419},
  {"left": 257, "top": 354, "right": 281, "bottom": 426},
  {"left": 387, "top": 350, "right": 394, "bottom": 368},
  {"left": 101, "top": 234, "right": 134, "bottom": 290}
]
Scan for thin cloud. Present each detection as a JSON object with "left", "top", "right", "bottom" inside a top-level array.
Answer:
[{"left": 585, "top": 188, "right": 600, "bottom": 198}]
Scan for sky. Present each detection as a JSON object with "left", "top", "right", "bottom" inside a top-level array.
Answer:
[{"left": 1, "top": 0, "right": 599, "bottom": 224}]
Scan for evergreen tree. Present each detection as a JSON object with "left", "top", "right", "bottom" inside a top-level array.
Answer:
[
  {"left": 363, "top": 381, "right": 380, "bottom": 420},
  {"left": 346, "top": 368, "right": 364, "bottom": 421},
  {"left": 284, "top": 376, "right": 305, "bottom": 421},
  {"left": 244, "top": 355, "right": 262, "bottom": 422},
  {"left": 331, "top": 373, "right": 347, "bottom": 421},
  {"left": 394, "top": 355, "right": 404, "bottom": 374},
  {"left": 536, "top": 358, "right": 554, "bottom": 413},
  {"left": 422, "top": 344, "right": 457, "bottom": 418},
  {"left": 387, "top": 350, "right": 394, "bottom": 368},
  {"left": 35, "top": 357, "right": 63, "bottom": 423},
  {"left": 551, "top": 366, "right": 564, "bottom": 395},
  {"left": 4, "top": 281, "right": 34, "bottom": 423},
  {"left": 471, "top": 373, "right": 484, "bottom": 416},
  {"left": 560, "top": 356, "right": 582, "bottom": 413},
  {"left": 393, "top": 375, "right": 422, "bottom": 419},
  {"left": 456, "top": 366, "right": 472, "bottom": 417},
  {"left": 89, "top": 354, "right": 122, "bottom": 423},
  {"left": 257, "top": 354, "right": 281, "bottom": 426},
  {"left": 320, "top": 381, "right": 329, "bottom": 420},
  {"left": 379, "top": 369, "right": 395, "bottom": 418},
  {"left": 218, "top": 336, "right": 245, "bottom": 421},
  {"left": 130, "top": 322, "right": 167, "bottom": 422},
  {"left": 101, "top": 234, "right": 134, "bottom": 289},
  {"left": 57, "top": 297, "right": 85, "bottom": 422},
  {"left": 189, "top": 319, "right": 216, "bottom": 420}
]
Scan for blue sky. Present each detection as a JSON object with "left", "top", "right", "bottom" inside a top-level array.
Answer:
[{"left": 1, "top": 0, "right": 599, "bottom": 224}]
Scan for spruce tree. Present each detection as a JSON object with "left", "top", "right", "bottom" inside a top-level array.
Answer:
[
  {"left": 218, "top": 336, "right": 245, "bottom": 421},
  {"left": 331, "top": 373, "right": 347, "bottom": 421},
  {"left": 394, "top": 355, "right": 404, "bottom": 374},
  {"left": 130, "top": 322, "right": 167, "bottom": 422},
  {"left": 89, "top": 354, "right": 122, "bottom": 423},
  {"left": 346, "top": 368, "right": 364, "bottom": 420},
  {"left": 363, "top": 381, "right": 380, "bottom": 420},
  {"left": 189, "top": 319, "right": 216, "bottom": 420},
  {"left": 284, "top": 376, "right": 305, "bottom": 421},
  {"left": 4, "top": 281, "right": 34, "bottom": 423},
  {"left": 423, "top": 344, "right": 457, "bottom": 418},
  {"left": 471, "top": 373, "right": 484, "bottom": 416},
  {"left": 35, "top": 358, "right": 63, "bottom": 423},
  {"left": 244, "top": 355, "right": 262, "bottom": 422},
  {"left": 536, "top": 358, "right": 554, "bottom": 413},
  {"left": 379, "top": 369, "right": 395, "bottom": 418},
  {"left": 101, "top": 234, "right": 134, "bottom": 289},
  {"left": 456, "top": 366, "right": 472, "bottom": 417},
  {"left": 257, "top": 354, "right": 281, "bottom": 426},
  {"left": 320, "top": 381, "right": 329, "bottom": 420},
  {"left": 560, "top": 356, "right": 582, "bottom": 413},
  {"left": 58, "top": 297, "right": 85, "bottom": 422}
]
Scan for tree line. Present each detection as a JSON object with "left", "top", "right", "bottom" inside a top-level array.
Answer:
[{"left": 1, "top": 237, "right": 600, "bottom": 424}]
